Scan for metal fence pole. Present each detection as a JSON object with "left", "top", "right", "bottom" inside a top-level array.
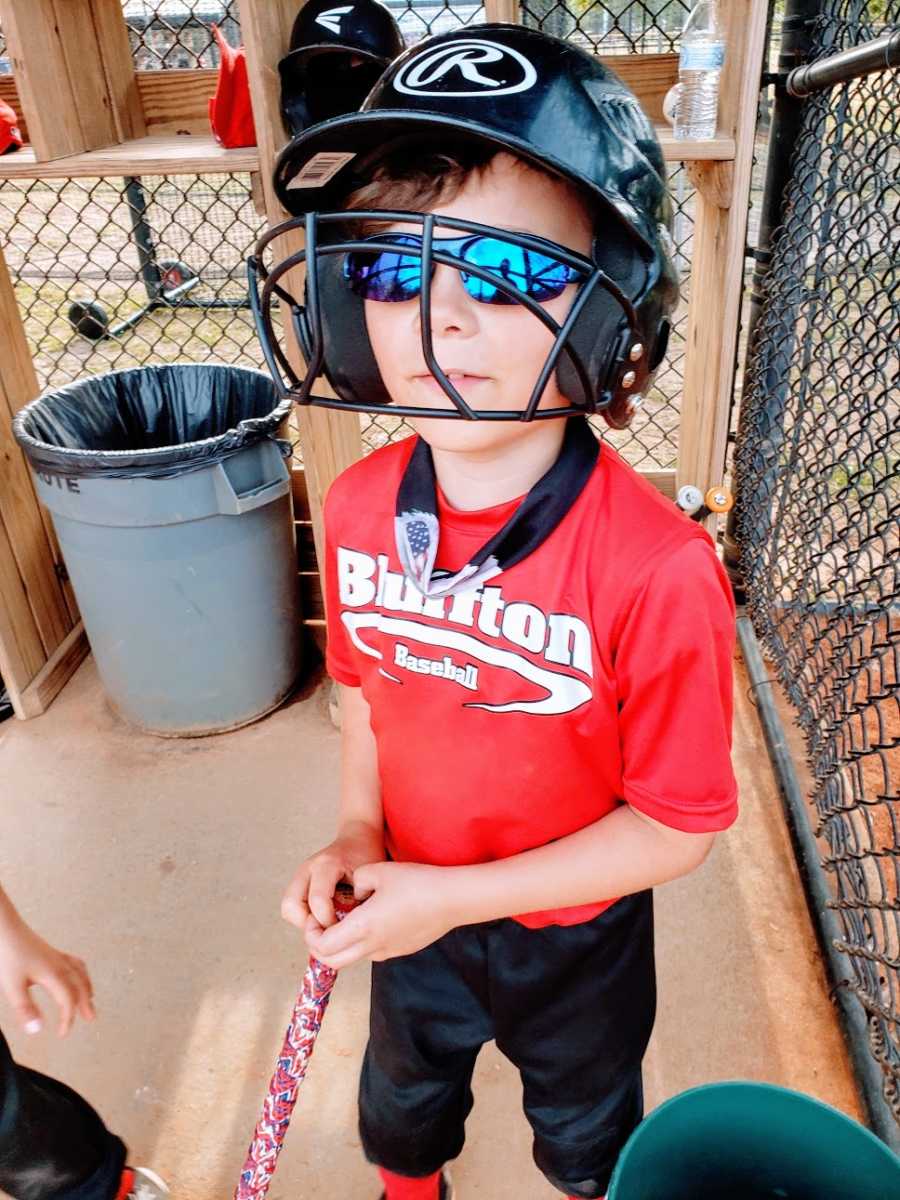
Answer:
[{"left": 788, "top": 26, "right": 900, "bottom": 94}]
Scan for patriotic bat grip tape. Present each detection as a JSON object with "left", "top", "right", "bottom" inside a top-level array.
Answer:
[{"left": 234, "top": 881, "right": 357, "bottom": 1199}]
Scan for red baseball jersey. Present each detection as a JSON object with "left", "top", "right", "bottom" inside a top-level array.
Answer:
[{"left": 324, "top": 435, "right": 738, "bottom": 928}]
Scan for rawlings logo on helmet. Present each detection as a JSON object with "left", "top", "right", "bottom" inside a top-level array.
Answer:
[{"left": 393, "top": 39, "right": 537, "bottom": 97}]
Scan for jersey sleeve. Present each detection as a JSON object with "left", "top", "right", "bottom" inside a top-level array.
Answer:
[
  {"left": 614, "top": 536, "right": 738, "bottom": 833},
  {"left": 323, "top": 482, "right": 362, "bottom": 688}
]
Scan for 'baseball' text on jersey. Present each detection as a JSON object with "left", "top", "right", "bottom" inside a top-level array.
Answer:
[{"left": 336, "top": 547, "right": 595, "bottom": 715}]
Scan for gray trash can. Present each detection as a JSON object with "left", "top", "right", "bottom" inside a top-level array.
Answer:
[{"left": 13, "top": 363, "right": 301, "bottom": 736}]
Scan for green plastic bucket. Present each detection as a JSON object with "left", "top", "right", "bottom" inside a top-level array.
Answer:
[{"left": 607, "top": 1082, "right": 900, "bottom": 1200}]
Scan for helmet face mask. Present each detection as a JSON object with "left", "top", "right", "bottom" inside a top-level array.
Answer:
[
  {"left": 255, "top": 24, "right": 680, "bottom": 428},
  {"left": 251, "top": 207, "right": 656, "bottom": 423}
]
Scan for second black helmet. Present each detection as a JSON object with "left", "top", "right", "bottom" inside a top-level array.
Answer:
[{"left": 279, "top": 0, "right": 405, "bottom": 136}]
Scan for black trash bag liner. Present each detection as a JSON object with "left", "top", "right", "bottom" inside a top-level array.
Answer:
[{"left": 12, "top": 363, "right": 294, "bottom": 480}]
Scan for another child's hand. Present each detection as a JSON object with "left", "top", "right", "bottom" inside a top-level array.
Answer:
[
  {"left": 304, "top": 861, "right": 457, "bottom": 969},
  {"left": 0, "top": 912, "right": 95, "bottom": 1037},
  {"left": 282, "top": 820, "right": 384, "bottom": 939}
]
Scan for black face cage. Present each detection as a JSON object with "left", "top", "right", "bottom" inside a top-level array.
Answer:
[{"left": 247, "top": 210, "right": 644, "bottom": 421}]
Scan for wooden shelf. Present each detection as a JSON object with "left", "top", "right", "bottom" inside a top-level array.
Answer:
[
  {"left": 657, "top": 127, "right": 735, "bottom": 161},
  {"left": 0, "top": 126, "right": 732, "bottom": 182},
  {"left": 0, "top": 134, "right": 259, "bottom": 179}
]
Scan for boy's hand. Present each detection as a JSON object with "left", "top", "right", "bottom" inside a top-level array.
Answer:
[
  {"left": 0, "top": 913, "right": 95, "bottom": 1037},
  {"left": 304, "top": 861, "right": 458, "bottom": 969},
  {"left": 282, "top": 821, "right": 385, "bottom": 938}
]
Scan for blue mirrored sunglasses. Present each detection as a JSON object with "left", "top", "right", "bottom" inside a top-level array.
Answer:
[{"left": 342, "top": 232, "right": 584, "bottom": 306}]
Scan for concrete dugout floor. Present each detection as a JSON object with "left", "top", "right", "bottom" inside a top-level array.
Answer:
[{"left": 0, "top": 647, "right": 860, "bottom": 1199}]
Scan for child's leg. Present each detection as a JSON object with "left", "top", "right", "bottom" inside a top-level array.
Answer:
[
  {"left": 358, "top": 927, "right": 493, "bottom": 1190},
  {"left": 495, "top": 891, "right": 656, "bottom": 1199},
  {"left": 0, "top": 1027, "right": 127, "bottom": 1200}
]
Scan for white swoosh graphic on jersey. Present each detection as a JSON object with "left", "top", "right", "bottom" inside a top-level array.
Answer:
[{"left": 341, "top": 611, "right": 592, "bottom": 716}]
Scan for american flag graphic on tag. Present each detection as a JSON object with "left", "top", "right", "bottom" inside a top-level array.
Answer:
[
  {"left": 395, "top": 506, "right": 501, "bottom": 598},
  {"left": 395, "top": 509, "right": 439, "bottom": 592}
]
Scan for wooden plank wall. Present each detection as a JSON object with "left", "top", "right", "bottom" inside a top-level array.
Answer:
[
  {"left": 0, "top": 248, "right": 87, "bottom": 718},
  {"left": 0, "top": 0, "right": 144, "bottom": 160}
]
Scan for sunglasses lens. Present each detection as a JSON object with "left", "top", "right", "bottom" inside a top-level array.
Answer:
[
  {"left": 344, "top": 236, "right": 422, "bottom": 302},
  {"left": 342, "top": 233, "right": 580, "bottom": 306},
  {"left": 462, "top": 238, "right": 578, "bottom": 305}
]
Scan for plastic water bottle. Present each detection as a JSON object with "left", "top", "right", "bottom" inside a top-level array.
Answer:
[{"left": 674, "top": 0, "right": 725, "bottom": 141}]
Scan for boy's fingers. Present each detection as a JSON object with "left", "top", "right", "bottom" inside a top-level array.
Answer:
[
  {"left": 281, "top": 868, "right": 312, "bottom": 929},
  {"left": 312, "top": 945, "right": 367, "bottom": 974},
  {"left": 43, "top": 975, "right": 76, "bottom": 1038},
  {"left": 307, "top": 892, "right": 337, "bottom": 928},
  {"left": 309, "top": 910, "right": 365, "bottom": 957},
  {"left": 308, "top": 866, "right": 344, "bottom": 928},
  {"left": 281, "top": 896, "right": 309, "bottom": 929},
  {"left": 67, "top": 959, "right": 96, "bottom": 1021},
  {"left": 9, "top": 984, "right": 43, "bottom": 1035},
  {"left": 308, "top": 936, "right": 369, "bottom": 971},
  {"left": 68, "top": 956, "right": 94, "bottom": 997},
  {"left": 304, "top": 913, "right": 325, "bottom": 939},
  {"left": 352, "top": 866, "right": 377, "bottom": 902}
]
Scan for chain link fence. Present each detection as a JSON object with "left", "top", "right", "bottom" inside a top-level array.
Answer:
[
  {"left": 0, "top": 174, "right": 267, "bottom": 386},
  {"left": 389, "top": 0, "right": 486, "bottom": 41},
  {"left": 735, "top": 0, "right": 900, "bottom": 1124},
  {"left": 120, "top": 0, "right": 487, "bottom": 68},
  {"left": 521, "top": 0, "right": 689, "bottom": 53},
  {"left": 123, "top": 1, "right": 241, "bottom": 69}
]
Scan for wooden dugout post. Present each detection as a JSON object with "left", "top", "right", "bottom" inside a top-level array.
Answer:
[
  {"left": 678, "top": 0, "right": 771, "bottom": 506},
  {"left": 238, "top": 0, "right": 363, "bottom": 573}
]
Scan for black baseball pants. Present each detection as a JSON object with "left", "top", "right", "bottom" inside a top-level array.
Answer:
[
  {"left": 0, "top": 1027, "right": 126, "bottom": 1200},
  {"left": 359, "top": 889, "right": 656, "bottom": 1198}
]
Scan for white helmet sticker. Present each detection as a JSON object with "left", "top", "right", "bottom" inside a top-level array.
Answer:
[
  {"left": 316, "top": 5, "right": 354, "bottom": 35},
  {"left": 393, "top": 39, "right": 538, "bottom": 98},
  {"left": 287, "top": 151, "right": 357, "bottom": 189}
]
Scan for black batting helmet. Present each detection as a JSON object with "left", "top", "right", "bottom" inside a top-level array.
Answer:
[
  {"left": 279, "top": 0, "right": 404, "bottom": 136},
  {"left": 254, "top": 23, "right": 679, "bottom": 427}
]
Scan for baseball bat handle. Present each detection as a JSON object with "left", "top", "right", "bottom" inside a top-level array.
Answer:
[{"left": 234, "top": 883, "right": 358, "bottom": 1200}]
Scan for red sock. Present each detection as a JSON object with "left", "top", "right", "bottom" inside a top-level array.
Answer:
[
  {"left": 115, "top": 1171, "right": 135, "bottom": 1200},
  {"left": 378, "top": 1166, "right": 442, "bottom": 1200}
]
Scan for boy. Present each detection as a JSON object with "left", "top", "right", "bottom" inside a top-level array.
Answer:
[
  {"left": 253, "top": 23, "right": 737, "bottom": 1200},
  {"left": 0, "top": 881, "right": 168, "bottom": 1200}
]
